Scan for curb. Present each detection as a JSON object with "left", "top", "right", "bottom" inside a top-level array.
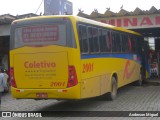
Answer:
[{"left": 143, "top": 79, "right": 160, "bottom": 86}]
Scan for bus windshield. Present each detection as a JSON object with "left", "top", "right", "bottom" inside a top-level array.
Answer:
[
  {"left": 10, "top": 17, "right": 76, "bottom": 49},
  {"left": 15, "top": 24, "right": 67, "bottom": 47},
  {"left": 15, "top": 24, "right": 66, "bottom": 47}
]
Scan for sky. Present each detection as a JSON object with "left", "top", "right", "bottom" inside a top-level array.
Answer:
[{"left": 0, "top": 0, "right": 160, "bottom": 16}]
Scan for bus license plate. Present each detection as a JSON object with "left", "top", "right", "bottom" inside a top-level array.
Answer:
[{"left": 36, "top": 93, "right": 48, "bottom": 98}]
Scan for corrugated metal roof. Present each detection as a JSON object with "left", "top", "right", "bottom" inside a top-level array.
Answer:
[
  {"left": 133, "top": 7, "right": 144, "bottom": 15},
  {"left": 78, "top": 6, "right": 160, "bottom": 18},
  {"left": 77, "top": 12, "right": 91, "bottom": 19},
  {"left": 0, "top": 14, "right": 15, "bottom": 24},
  {"left": 104, "top": 10, "right": 115, "bottom": 17},
  {"left": 0, "top": 13, "right": 38, "bottom": 24}
]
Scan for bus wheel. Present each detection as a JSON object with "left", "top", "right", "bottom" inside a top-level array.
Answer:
[
  {"left": 134, "top": 78, "right": 143, "bottom": 86},
  {"left": 134, "top": 70, "right": 143, "bottom": 86},
  {"left": 106, "top": 76, "right": 117, "bottom": 101}
]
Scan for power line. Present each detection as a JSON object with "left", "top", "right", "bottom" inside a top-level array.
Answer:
[{"left": 35, "top": 0, "right": 44, "bottom": 14}]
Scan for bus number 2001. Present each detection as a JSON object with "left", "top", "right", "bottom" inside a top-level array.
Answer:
[
  {"left": 50, "top": 82, "right": 65, "bottom": 87},
  {"left": 82, "top": 63, "right": 94, "bottom": 73}
]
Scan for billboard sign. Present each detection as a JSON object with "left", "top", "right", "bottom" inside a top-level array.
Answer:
[{"left": 44, "top": 0, "right": 73, "bottom": 15}]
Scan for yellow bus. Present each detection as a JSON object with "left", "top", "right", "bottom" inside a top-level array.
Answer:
[{"left": 10, "top": 15, "right": 148, "bottom": 100}]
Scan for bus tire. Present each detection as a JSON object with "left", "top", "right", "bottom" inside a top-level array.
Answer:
[
  {"left": 134, "top": 69, "right": 143, "bottom": 86},
  {"left": 106, "top": 76, "right": 117, "bottom": 101},
  {"left": 134, "top": 79, "right": 142, "bottom": 86}
]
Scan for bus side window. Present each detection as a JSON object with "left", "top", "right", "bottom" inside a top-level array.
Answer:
[
  {"left": 133, "top": 36, "right": 137, "bottom": 53},
  {"left": 112, "top": 32, "right": 121, "bottom": 52},
  {"left": 88, "top": 27, "right": 99, "bottom": 53},
  {"left": 128, "top": 35, "right": 132, "bottom": 53},
  {"left": 99, "top": 29, "right": 110, "bottom": 53},
  {"left": 78, "top": 25, "right": 88, "bottom": 53},
  {"left": 137, "top": 36, "right": 143, "bottom": 54},
  {"left": 111, "top": 32, "right": 115, "bottom": 52},
  {"left": 121, "top": 34, "right": 129, "bottom": 53},
  {"left": 107, "top": 31, "right": 111, "bottom": 52},
  {"left": 130, "top": 35, "right": 137, "bottom": 53},
  {"left": 88, "top": 27, "right": 94, "bottom": 53},
  {"left": 92, "top": 28, "right": 99, "bottom": 53},
  {"left": 116, "top": 33, "right": 121, "bottom": 52}
]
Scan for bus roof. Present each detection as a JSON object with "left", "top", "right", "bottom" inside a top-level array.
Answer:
[
  {"left": 73, "top": 16, "right": 141, "bottom": 36},
  {"left": 13, "top": 15, "right": 141, "bottom": 36}
]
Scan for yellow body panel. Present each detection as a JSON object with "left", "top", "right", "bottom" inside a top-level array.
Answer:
[
  {"left": 11, "top": 85, "right": 80, "bottom": 99},
  {"left": 80, "top": 58, "right": 141, "bottom": 98},
  {"left": 10, "top": 46, "right": 81, "bottom": 99}
]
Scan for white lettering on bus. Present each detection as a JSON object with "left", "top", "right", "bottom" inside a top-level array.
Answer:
[{"left": 24, "top": 61, "right": 56, "bottom": 68}]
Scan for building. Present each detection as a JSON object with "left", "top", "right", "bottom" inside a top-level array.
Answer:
[
  {"left": 44, "top": 0, "right": 73, "bottom": 15},
  {"left": 77, "top": 6, "right": 160, "bottom": 77},
  {"left": 0, "top": 13, "right": 37, "bottom": 70}
]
